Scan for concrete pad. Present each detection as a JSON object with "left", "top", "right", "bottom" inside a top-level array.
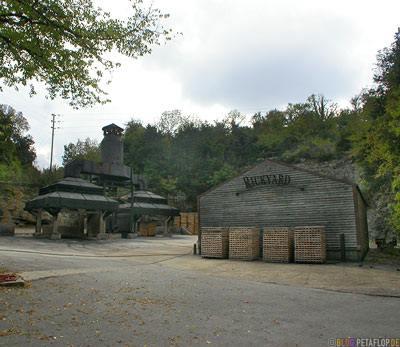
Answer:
[
  {"left": 160, "top": 255, "right": 400, "bottom": 297},
  {"left": 1, "top": 235, "right": 399, "bottom": 297}
]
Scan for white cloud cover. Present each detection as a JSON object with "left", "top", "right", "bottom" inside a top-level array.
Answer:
[{"left": 1, "top": 0, "right": 399, "bottom": 168}]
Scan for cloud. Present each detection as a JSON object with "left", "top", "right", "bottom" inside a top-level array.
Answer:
[
  {"left": 2, "top": 0, "right": 400, "bottom": 166},
  {"left": 146, "top": 0, "right": 399, "bottom": 110}
]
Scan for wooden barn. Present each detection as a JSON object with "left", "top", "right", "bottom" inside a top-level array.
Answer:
[{"left": 198, "top": 159, "right": 369, "bottom": 261}]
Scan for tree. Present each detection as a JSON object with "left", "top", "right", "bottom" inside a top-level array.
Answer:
[
  {"left": 155, "top": 110, "right": 184, "bottom": 136},
  {"left": 252, "top": 109, "right": 291, "bottom": 157},
  {"left": 0, "top": 104, "right": 36, "bottom": 166},
  {"left": 62, "top": 137, "right": 100, "bottom": 165},
  {"left": 0, "top": 0, "right": 173, "bottom": 108},
  {"left": 307, "top": 94, "right": 338, "bottom": 120},
  {"left": 351, "top": 28, "right": 400, "bottom": 236}
]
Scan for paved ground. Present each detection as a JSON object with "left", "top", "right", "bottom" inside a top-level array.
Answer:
[{"left": 1, "top": 235, "right": 399, "bottom": 346}]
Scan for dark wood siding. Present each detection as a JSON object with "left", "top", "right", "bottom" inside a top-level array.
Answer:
[
  {"left": 353, "top": 186, "right": 369, "bottom": 259},
  {"left": 199, "top": 160, "right": 362, "bottom": 254}
]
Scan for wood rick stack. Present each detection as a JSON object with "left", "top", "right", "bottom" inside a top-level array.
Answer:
[
  {"left": 201, "top": 227, "right": 229, "bottom": 258},
  {"left": 229, "top": 227, "right": 260, "bottom": 260},
  {"left": 294, "top": 226, "right": 326, "bottom": 263},
  {"left": 263, "top": 227, "right": 294, "bottom": 263}
]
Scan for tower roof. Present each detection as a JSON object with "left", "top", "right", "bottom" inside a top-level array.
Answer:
[{"left": 102, "top": 123, "right": 123, "bottom": 132}]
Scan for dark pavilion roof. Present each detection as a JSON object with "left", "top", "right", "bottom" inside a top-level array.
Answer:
[
  {"left": 119, "top": 190, "right": 179, "bottom": 217},
  {"left": 25, "top": 177, "right": 119, "bottom": 214},
  {"left": 39, "top": 177, "right": 104, "bottom": 195}
]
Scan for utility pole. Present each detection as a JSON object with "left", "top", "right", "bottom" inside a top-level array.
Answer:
[{"left": 50, "top": 114, "right": 57, "bottom": 172}]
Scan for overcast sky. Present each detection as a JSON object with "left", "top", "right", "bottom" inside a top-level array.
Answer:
[{"left": 1, "top": 0, "right": 400, "bottom": 168}]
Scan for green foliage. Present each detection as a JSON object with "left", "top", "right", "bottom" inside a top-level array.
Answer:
[
  {"left": 155, "top": 110, "right": 184, "bottom": 136},
  {"left": 123, "top": 111, "right": 257, "bottom": 210},
  {"left": 207, "top": 164, "right": 238, "bottom": 187},
  {"left": 36, "top": 166, "right": 65, "bottom": 187},
  {"left": 350, "top": 28, "right": 400, "bottom": 236},
  {"left": 0, "top": 104, "right": 36, "bottom": 167},
  {"left": 0, "top": 0, "right": 174, "bottom": 108},
  {"left": 282, "top": 138, "right": 336, "bottom": 163},
  {"left": 62, "top": 137, "right": 100, "bottom": 165},
  {"left": 0, "top": 105, "right": 38, "bottom": 218}
]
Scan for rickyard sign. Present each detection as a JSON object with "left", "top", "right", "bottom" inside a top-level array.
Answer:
[{"left": 243, "top": 174, "right": 291, "bottom": 188}]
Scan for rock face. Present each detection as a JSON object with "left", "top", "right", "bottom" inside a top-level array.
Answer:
[
  {"left": 295, "top": 157, "right": 363, "bottom": 187},
  {"left": 0, "top": 190, "right": 50, "bottom": 227}
]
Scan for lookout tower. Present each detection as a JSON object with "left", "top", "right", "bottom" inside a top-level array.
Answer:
[{"left": 101, "top": 123, "right": 124, "bottom": 165}]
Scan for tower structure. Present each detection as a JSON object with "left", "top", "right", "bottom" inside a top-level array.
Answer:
[{"left": 101, "top": 123, "right": 124, "bottom": 166}]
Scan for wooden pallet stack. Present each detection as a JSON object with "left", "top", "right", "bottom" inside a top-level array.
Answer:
[
  {"left": 229, "top": 227, "right": 260, "bottom": 260},
  {"left": 139, "top": 222, "right": 147, "bottom": 237},
  {"left": 173, "top": 216, "right": 181, "bottom": 227},
  {"left": 187, "top": 213, "right": 196, "bottom": 235},
  {"left": 147, "top": 222, "right": 157, "bottom": 237},
  {"left": 201, "top": 227, "right": 229, "bottom": 258},
  {"left": 294, "top": 226, "right": 326, "bottom": 263},
  {"left": 139, "top": 222, "right": 157, "bottom": 237},
  {"left": 174, "top": 213, "right": 199, "bottom": 234},
  {"left": 263, "top": 227, "right": 294, "bottom": 263},
  {"left": 180, "top": 213, "right": 188, "bottom": 230}
]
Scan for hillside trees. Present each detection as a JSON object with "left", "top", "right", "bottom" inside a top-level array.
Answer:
[
  {"left": 351, "top": 28, "right": 400, "bottom": 235},
  {"left": 121, "top": 99, "right": 364, "bottom": 210},
  {"left": 0, "top": 0, "right": 173, "bottom": 107},
  {"left": 0, "top": 104, "right": 36, "bottom": 178},
  {"left": 251, "top": 94, "right": 344, "bottom": 162},
  {"left": 0, "top": 105, "right": 38, "bottom": 222}
]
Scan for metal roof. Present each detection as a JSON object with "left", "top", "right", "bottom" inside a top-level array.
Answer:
[
  {"left": 25, "top": 191, "right": 119, "bottom": 213},
  {"left": 102, "top": 123, "right": 123, "bottom": 132},
  {"left": 121, "top": 190, "right": 168, "bottom": 205},
  {"left": 39, "top": 177, "right": 104, "bottom": 195},
  {"left": 118, "top": 190, "right": 179, "bottom": 216},
  {"left": 118, "top": 201, "right": 179, "bottom": 217},
  {"left": 25, "top": 177, "right": 119, "bottom": 214}
]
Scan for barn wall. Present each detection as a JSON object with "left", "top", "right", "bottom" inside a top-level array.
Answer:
[
  {"left": 199, "top": 160, "right": 364, "bottom": 261},
  {"left": 353, "top": 187, "right": 369, "bottom": 260}
]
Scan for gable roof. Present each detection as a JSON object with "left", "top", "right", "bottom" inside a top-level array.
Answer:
[{"left": 198, "top": 158, "right": 368, "bottom": 206}]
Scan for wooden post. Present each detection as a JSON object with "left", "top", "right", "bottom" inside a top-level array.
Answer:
[
  {"left": 49, "top": 213, "right": 61, "bottom": 240},
  {"left": 35, "top": 209, "right": 42, "bottom": 235},
  {"left": 163, "top": 216, "right": 172, "bottom": 237},
  {"left": 130, "top": 167, "right": 135, "bottom": 234}
]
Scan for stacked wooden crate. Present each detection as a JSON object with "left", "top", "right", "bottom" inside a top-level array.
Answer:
[
  {"left": 174, "top": 213, "right": 199, "bottom": 234},
  {"left": 139, "top": 222, "right": 157, "bottom": 237},
  {"left": 187, "top": 213, "right": 196, "bottom": 235},
  {"left": 195, "top": 214, "right": 199, "bottom": 235},
  {"left": 229, "top": 227, "right": 260, "bottom": 260},
  {"left": 173, "top": 216, "right": 181, "bottom": 227},
  {"left": 201, "top": 227, "right": 229, "bottom": 258},
  {"left": 147, "top": 222, "right": 157, "bottom": 237},
  {"left": 263, "top": 227, "right": 294, "bottom": 263},
  {"left": 139, "top": 222, "right": 148, "bottom": 237},
  {"left": 294, "top": 226, "right": 326, "bottom": 263}
]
